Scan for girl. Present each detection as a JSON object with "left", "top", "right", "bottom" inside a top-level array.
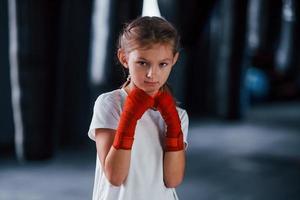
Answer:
[{"left": 88, "top": 16, "right": 189, "bottom": 200}]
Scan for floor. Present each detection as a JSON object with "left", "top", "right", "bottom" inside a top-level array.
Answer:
[{"left": 1, "top": 102, "right": 300, "bottom": 200}]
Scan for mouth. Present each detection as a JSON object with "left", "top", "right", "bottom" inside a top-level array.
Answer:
[{"left": 144, "top": 81, "right": 159, "bottom": 86}]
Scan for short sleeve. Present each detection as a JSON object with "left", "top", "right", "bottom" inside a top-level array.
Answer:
[
  {"left": 88, "top": 94, "right": 121, "bottom": 141},
  {"left": 178, "top": 108, "right": 189, "bottom": 149}
]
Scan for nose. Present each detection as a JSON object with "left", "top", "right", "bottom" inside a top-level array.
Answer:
[{"left": 146, "top": 66, "right": 157, "bottom": 79}]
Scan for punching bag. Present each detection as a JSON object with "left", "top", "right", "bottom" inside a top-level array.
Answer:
[
  {"left": 10, "top": 0, "right": 60, "bottom": 160},
  {"left": 246, "top": 0, "right": 266, "bottom": 56},
  {"left": 1, "top": 0, "right": 14, "bottom": 153},
  {"left": 54, "top": 0, "right": 93, "bottom": 147},
  {"left": 158, "top": 0, "right": 217, "bottom": 114},
  {"left": 275, "top": 0, "right": 296, "bottom": 74},
  {"left": 208, "top": 0, "right": 248, "bottom": 119}
]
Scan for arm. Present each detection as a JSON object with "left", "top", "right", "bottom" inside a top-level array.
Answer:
[
  {"left": 155, "top": 91, "right": 187, "bottom": 188},
  {"left": 95, "top": 128, "right": 186, "bottom": 188},
  {"left": 95, "top": 87, "right": 154, "bottom": 186},
  {"left": 163, "top": 149, "right": 185, "bottom": 188},
  {"left": 95, "top": 128, "right": 131, "bottom": 186}
]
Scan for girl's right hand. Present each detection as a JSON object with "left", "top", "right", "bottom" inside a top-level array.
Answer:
[
  {"left": 113, "top": 86, "right": 154, "bottom": 150},
  {"left": 124, "top": 86, "right": 154, "bottom": 120}
]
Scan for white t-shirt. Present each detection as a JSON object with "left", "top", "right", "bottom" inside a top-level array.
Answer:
[{"left": 88, "top": 88, "right": 189, "bottom": 200}]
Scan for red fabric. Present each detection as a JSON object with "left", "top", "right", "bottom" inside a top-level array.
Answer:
[
  {"left": 113, "top": 87, "right": 154, "bottom": 150},
  {"left": 155, "top": 91, "right": 184, "bottom": 151}
]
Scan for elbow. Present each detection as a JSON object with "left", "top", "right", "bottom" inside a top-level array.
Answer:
[
  {"left": 106, "top": 175, "right": 124, "bottom": 187},
  {"left": 104, "top": 168, "right": 126, "bottom": 187},
  {"left": 164, "top": 176, "right": 183, "bottom": 188}
]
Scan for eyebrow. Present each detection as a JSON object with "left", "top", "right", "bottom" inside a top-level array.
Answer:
[
  {"left": 137, "top": 57, "right": 148, "bottom": 60},
  {"left": 137, "top": 57, "right": 172, "bottom": 62}
]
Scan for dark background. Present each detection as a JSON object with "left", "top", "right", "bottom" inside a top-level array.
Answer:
[{"left": 1, "top": 0, "right": 300, "bottom": 199}]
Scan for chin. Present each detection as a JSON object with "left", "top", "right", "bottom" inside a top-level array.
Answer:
[{"left": 144, "top": 88, "right": 159, "bottom": 96}]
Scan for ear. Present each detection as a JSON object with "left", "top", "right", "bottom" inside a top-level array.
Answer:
[
  {"left": 117, "top": 48, "right": 128, "bottom": 68},
  {"left": 172, "top": 52, "right": 179, "bottom": 66}
]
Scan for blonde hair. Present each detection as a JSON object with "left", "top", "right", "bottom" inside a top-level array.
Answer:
[{"left": 117, "top": 16, "right": 180, "bottom": 94}]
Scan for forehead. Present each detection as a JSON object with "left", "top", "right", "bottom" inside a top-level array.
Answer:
[{"left": 129, "top": 43, "right": 174, "bottom": 60}]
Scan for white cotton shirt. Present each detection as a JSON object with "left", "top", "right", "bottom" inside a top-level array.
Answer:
[{"left": 88, "top": 88, "right": 189, "bottom": 200}]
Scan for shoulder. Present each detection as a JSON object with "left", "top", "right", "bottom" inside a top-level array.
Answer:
[
  {"left": 94, "top": 89, "right": 125, "bottom": 108},
  {"left": 176, "top": 106, "right": 189, "bottom": 144},
  {"left": 176, "top": 106, "right": 189, "bottom": 121},
  {"left": 88, "top": 89, "right": 124, "bottom": 141},
  {"left": 96, "top": 89, "right": 123, "bottom": 103}
]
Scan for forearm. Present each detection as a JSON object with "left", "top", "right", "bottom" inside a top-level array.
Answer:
[
  {"left": 104, "top": 147, "right": 131, "bottom": 186},
  {"left": 163, "top": 149, "right": 186, "bottom": 188},
  {"left": 95, "top": 87, "right": 154, "bottom": 186}
]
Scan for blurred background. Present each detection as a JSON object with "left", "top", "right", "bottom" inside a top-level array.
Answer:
[{"left": 1, "top": 0, "right": 300, "bottom": 199}]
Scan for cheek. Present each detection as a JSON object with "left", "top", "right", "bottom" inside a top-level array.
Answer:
[
  {"left": 161, "top": 68, "right": 172, "bottom": 81},
  {"left": 129, "top": 67, "right": 144, "bottom": 82}
]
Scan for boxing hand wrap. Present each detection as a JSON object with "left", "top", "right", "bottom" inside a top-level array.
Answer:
[
  {"left": 155, "top": 91, "right": 184, "bottom": 151},
  {"left": 113, "top": 87, "right": 154, "bottom": 150}
]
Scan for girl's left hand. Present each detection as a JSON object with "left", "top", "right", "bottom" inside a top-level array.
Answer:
[{"left": 154, "top": 91, "right": 184, "bottom": 151}]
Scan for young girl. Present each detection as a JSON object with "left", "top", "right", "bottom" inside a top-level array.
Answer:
[{"left": 88, "top": 16, "right": 189, "bottom": 200}]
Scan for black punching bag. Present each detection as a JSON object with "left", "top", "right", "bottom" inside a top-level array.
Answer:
[
  {"left": 54, "top": 0, "right": 93, "bottom": 147},
  {"left": 208, "top": 0, "right": 248, "bottom": 119},
  {"left": 1, "top": 0, "right": 14, "bottom": 153},
  {"left": 275, "top": 0, "right": 297, "bottom": 74},
  {"left": 158, "top": 0, "right": 217, "bottom": 114},
  {"left": 245, "top": 0, "right": 266, "bottom": 57},
  {"left": 14, "top": 0, "right": 60, "bottom": 160}
]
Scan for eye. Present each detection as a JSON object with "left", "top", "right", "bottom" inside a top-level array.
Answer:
[
  {"left": 159, "top": 63, "right": 169, "bottom": 68},
  {"left": 137, "top": 61, "right": 148, "bottom": 67}
]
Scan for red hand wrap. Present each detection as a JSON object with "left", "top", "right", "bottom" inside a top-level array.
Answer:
[
  {"left": 155, "top": 91, "right": 184, "bottom": 151},
  {"left": 113, "top": 88, "right": 154, "bottom": 150}
]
